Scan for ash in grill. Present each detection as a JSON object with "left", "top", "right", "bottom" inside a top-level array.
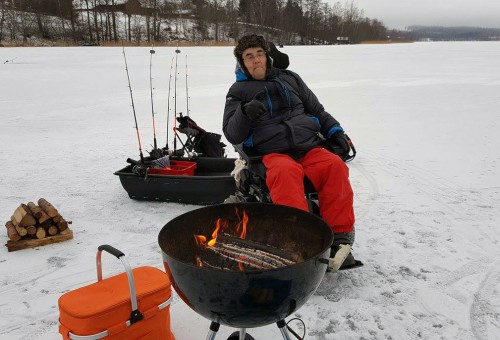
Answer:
[{"left": 196, "top": 233, "right": 303, "bottom": 271}]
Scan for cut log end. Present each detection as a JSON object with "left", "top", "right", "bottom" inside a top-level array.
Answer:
[
  {"left": 35, "top": 227, "right": 46, "bottom": 239},
  {"left": 46, "top": 225, "right": 58, "bottom": 236},
  {"left": 5, "top": 221, "right": 21, "bottom": 242},
  {"left": 11, "top": 204, "right": 37, "bottom": 227}
]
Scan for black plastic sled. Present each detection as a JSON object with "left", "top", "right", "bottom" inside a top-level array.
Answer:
[{"left": 114, "top": 157, "right": 237, "bottom": 205}]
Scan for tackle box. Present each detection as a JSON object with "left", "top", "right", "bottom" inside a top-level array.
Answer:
[{"left": 147, "top": 160, "right": 197, "bottom": 176}]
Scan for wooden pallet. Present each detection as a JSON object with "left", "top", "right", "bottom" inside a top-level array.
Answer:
[{"left": 5, "top": 229, "right": 73, "bottom": 252}]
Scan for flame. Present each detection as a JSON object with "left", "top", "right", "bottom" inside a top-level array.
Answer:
[
  {"left": 235, "top": 210, "right": 248, "bottom": 239},
  {"left": 193, "top": 218, "right": 229, "bottom": 249},
  {"left": 194, "top": 235, "right": 207, "bottom": 248},
  {"left": 238, "top": 255, "right": 246, "bottom": 272},
  {"left": 193, "top": 210, "right": 250, "bottom": 271},
  {"left": 208, "top": 218, "right": 222, "bottom": 246}
]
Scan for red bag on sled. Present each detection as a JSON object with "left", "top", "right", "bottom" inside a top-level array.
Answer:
[{"left": 58, "top": 245, "right": 175, "bottom": 340}]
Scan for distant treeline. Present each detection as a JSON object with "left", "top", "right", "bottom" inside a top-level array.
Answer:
[
  {"left": 0, "top": 0, "right": 388, "bottom": 46},
  {"left": 395, "top": 26, "right": 500, "bottom": 41}
]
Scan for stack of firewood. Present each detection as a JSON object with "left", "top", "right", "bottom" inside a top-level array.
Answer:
[{"left": 5, "top": 198, "right": 72, "bottom": 242}]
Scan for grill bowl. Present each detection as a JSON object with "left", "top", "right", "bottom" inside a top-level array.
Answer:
[{"left": 158, "top": 203, "right": 333, "bottom": 328}]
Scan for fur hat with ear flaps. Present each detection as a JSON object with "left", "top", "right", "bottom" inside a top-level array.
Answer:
[
  {"left": 234, "top": 34, "right": 269, "bottom": 64},
  {"left": 233, "top": 34, "right": 272, "bottom": 79}
]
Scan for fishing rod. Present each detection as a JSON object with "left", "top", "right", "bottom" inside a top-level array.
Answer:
[
  {"left": 185, "top": 55, "right": 190, "bottom": 118},
  {"left": 173, "top": 41, "right": 181, "bottom": 152},
  {"left": 121, "top": 41, "right": 144, "bottom": 163},
  {"left": 149, "top": 43, "right": 158, "bottom": 150},
  {"left": 165, "top": 56, "right": 174, "bottom": 150}
]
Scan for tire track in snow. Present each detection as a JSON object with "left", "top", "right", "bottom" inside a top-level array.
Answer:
[
  {"left": 349, "top": 151, "right": 499, "bottom": 339},
  {"left": 417, "top": 257, "right": 500, "bottom": 340},
  {"left": 349, "top": 161, "right": 380, "bottom": 219},
  {"left": 470, "top": 261, "right": 500, "bottom": 340},
  {"left": 361, "top": 150, "right": 500, "bottom": 339},
  {"left": 362, "top": 150, "right": 463, "bottom": 216},
  {"left": 361, "top": 150, "right": 500, "bottom": 249}
]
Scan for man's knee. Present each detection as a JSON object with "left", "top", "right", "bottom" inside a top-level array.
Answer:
[{"left": 333, "top": 229, "right": 355, "bottom": 246}]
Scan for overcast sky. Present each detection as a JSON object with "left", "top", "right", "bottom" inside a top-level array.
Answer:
[{"left": 328, "top": 0, "right": 500, "bottom": 29}]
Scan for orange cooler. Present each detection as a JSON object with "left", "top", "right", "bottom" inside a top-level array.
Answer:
[{"left": 58, "top": 245, "right": 175, "bottom": 340}]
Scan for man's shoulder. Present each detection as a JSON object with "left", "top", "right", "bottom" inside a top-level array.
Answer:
[
  {"left": 276, "top": 69, "right": 304, "bottom": 89},
  {"left": 228, "top": 79, "right": 261, "bottom": 90},
  {"left": 278, "top": 68, "right": 301, "bottom": 79},
  {"left": 227, "top": 80, "right": 246, "bottom": 93},
  {"left": 226, "top": 80, "right": 258, "bottom": 101}
]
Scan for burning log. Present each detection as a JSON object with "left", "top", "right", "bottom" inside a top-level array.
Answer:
[
  {"left": 197, "top": 233, "right": 302, "bottom": 271},
  {"left": 218, "top": 234, "right": 302, "bottom": 262}
]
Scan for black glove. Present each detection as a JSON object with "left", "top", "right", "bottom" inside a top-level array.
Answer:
[
  {"left": 329, "top": 130, "right": 351, "bottom": 156},
  {"left": 243, "top": 91, "right": 267, "bottom": 121}
]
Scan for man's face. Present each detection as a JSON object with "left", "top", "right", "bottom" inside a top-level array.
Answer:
[{"left": 242, "top": 47, "right": 267, "bottom": 80}]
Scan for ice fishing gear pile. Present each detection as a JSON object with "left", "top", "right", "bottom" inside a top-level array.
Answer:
[
  {"left": 121, "top": 42, "right": 227, "bottom": 177},
  {"left": 115, "top": 43, "right": 237, "bottom": 204}
]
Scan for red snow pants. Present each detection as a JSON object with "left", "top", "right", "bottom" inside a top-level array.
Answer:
[{"left": 262, "top": 147, "right": 354, "bottom": 234}]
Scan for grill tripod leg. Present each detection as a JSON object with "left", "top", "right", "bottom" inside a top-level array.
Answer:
[
  {"left": 206, "top": 321, "right": 220, "bottom": 340},
  {"left": 206, "top": 321, "right": 290, "bottom": 340},
  {"left": 277, "top": 320, "right": 293, "bottom": 340}
]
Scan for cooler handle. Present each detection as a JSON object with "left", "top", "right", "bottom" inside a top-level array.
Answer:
[{"left": 96, "top": 245, "right": 143, "bottom": 324}]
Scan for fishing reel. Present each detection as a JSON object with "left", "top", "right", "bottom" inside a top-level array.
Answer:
[{"left": 132, "top": 164, "right": 148, "bottom": 176}]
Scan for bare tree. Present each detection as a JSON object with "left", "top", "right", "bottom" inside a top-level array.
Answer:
[
  {"left": 0, "top": 0, "right": 7, "bottom": 44},
  {"left": 83, "top": 0, "right": 94, "bottom": 41},
  {"left": 15, "top": 0, "right": 36, "bottom": 42},
  {"left": 205, "top": 0, "right": 226, "bottom": 41},
  {"left": 92, "top": 0, "right": 100, "bottom": 43},
  {"left": 110, "top": 0, "right": 117, "bottom": 41},
  {"left": 226, "top": 0, "right": 238, "bottom": 39}
]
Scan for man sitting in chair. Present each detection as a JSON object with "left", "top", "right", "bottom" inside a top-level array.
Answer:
[{"left": 222, "top": 34, "right": 361, "bottom": 270}]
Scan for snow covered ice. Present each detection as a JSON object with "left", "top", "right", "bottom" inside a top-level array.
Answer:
[{"left": 1, "top": 42, "right": 500, "bottom": 339}]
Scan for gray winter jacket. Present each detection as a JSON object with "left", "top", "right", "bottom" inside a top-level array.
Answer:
[{"left": 223, "top": 66, "right": 341, "bottom": 159}]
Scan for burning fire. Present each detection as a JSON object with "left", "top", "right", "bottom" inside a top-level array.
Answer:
[
  {"left": 193, "top": 208, "right": 298, "bottom": 271},
  {"left": 235, "top": 209, "right": 248, "bottom": 239},
  {"left": 237, "top": 255, "right": 246, "bottom": 272},
  {"left": 194, "top": 208, "right": 249, "bottom": 269},
  {"left": 194, "top": 218, "right": 228, "bottom": 248},
  {"left": 194, "top": 209, "right": 248, "bottom": 247}
]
